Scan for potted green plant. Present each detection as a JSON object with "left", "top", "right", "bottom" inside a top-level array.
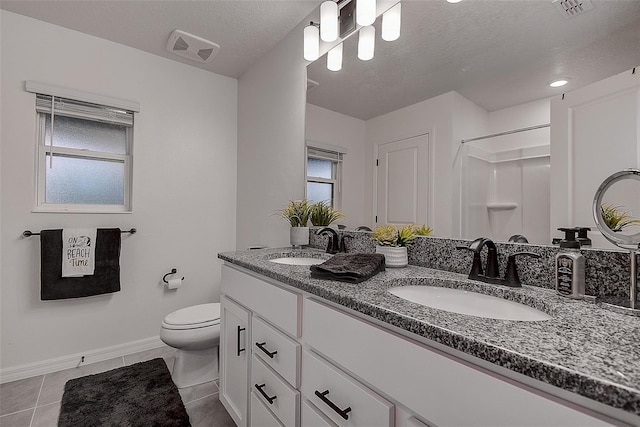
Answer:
[
  {"left": 371, "top": 224, "right": 413, "bottom": 267},
  {"left": 277, "top": 200, "right": 312, "bottom": 247},
  {"left": 600, "top": 204, "right": 640, "bottom": 232},
  {"left": 412, "top": 224, "right": 433, "bottom": 236},
  {"left": 310, "top": 201, "right": 346, "bottom": 226}
]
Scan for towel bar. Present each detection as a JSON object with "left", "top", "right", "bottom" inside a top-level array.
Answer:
[{"left": 23, "top": 228, "right": 137, "bottom": 238}]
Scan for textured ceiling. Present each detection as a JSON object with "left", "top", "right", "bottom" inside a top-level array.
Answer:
[
  {"left": 307, "top": 1, "right": 640, "bottom": 119},
  {"left": 3, "top": 1, "right": 639, "bottom": 119},
  {"left": 0, "top": 0, "right": 319, "bottom": 79}
]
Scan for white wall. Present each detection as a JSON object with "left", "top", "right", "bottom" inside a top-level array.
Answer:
[
  {"left": 236, "top": 19, "right": 309, "bottom": 250},
  {"left": 486, "top": 98, "right": 550, "bottom": 151},
  {"left": 0, "top": 11, "right": 237, "bottom": 374},
  {"left": 364, "top": 92, "right": 455, "bottom": 237},
  {"left": 550, "top": 67, "right": 640, "bottom": 249},
  {"left": 305, "top": 104, "right": 366, "bottom": 228},
  {"left": 235, "top": 1, "right": 399, "bottom": 248}
]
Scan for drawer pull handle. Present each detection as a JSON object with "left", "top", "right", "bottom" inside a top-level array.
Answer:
[
  {"left": 236, "top": 326, "right": 246, "bottom": 356},
  {"left": 315, "top": 390, "right": 351, "bottom": 420},
  {"left": 255, "top": 342, "right": 278, "bottom": 358},
  {"left": 255, "top": 383, "right": 277, "bottom": 405}
]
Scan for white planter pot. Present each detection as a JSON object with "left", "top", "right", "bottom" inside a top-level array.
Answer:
[
  {"left": 290, "top": 226, "right": 309, "bottom": 248},
  {"left": 375, "top": 245, "right": 408, "bottom": 268}
]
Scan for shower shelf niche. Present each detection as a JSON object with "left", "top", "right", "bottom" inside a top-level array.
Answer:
[{"left": 486, "top": 202, "right": 518, "bottom": 211}]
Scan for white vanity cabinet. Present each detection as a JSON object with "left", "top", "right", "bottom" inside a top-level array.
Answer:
[
  {"left": 303, "top": 297, "right": 612, "bottom": 427},
  {"left": 220, "top": 264, "right": 302, "bottom": 426},
  {"left": 220, "top": 295, "right": 250, "bottom": 427},
  {"left": 221, "top": 263, "right": 620, "bottom": 427}
]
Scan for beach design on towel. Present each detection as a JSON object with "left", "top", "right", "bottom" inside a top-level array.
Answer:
[{"left": 62, "top": 229, "right": 97, "bottom": 277}]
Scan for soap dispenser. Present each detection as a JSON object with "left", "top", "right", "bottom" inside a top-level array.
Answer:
[{"left": 555, "top": 227, "right": 585, "bottom": 299}]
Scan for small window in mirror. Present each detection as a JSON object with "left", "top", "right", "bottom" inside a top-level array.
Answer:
[{"left": 306, "top": 146, "right": 343, "bottom": 208}]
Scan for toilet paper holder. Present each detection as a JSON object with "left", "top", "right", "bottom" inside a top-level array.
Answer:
[{"left": 163, "top": 268, "right": 184, "bottom": 283}]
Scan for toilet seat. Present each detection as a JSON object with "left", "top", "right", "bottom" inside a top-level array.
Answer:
[{"left": 162, "top": 303, "right": 221, "bottom": 330}]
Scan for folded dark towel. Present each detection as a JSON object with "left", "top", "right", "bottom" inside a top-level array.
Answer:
[
  {"left": 310, "top": 253, "right": 385, "bottom": 283},
  {"left": 40, "top": 228, "right": 121, "bottom": 300}
]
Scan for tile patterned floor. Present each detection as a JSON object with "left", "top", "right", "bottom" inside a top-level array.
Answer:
[{"left": 0, "top": 345, "right": 235, "bottom": 427}]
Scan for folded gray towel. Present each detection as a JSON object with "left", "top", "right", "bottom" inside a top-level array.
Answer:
[{"left": 310, "top": 253, "right": 385, "bottom": 283}]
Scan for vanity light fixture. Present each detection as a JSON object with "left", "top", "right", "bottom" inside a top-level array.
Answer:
[
  {"left": 320, "top": 1, "right": 339, "bottom": 42},
  {"left": 549, "top": 78, "right": 570, "bottom": 87},
  {"left": 304, "top": 22, "right": 320, "bottom": 61},
  {"left": 327, "top": 43, "right": 344, "bottom": 71},
  {"left": 357, "top": 0, "right": 377, "bottom": 26},
  {"left": 305, "top": 0, "right": 400, "bottom": 68},
  {"left": 382, "top": 2, "right": 401, "bottom": 41},
  {"left": 358, "top": 25, "right": 376, "bottom": 61}
]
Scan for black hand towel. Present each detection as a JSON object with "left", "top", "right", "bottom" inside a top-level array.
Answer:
[
  {"left": 310, "top": 253, "right": 385, "bottom": 283},
  {"left": 40, "top": 228, "right": 121, "bottom": 300}
]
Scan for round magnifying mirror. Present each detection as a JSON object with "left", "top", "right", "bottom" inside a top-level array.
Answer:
[{"left": 592, "top": 169, "right": 640, "bottom": 250}]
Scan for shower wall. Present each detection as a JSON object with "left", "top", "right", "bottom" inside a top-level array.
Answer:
[{"left": 461, "top": 141, "right": 550, "bottom": 245}]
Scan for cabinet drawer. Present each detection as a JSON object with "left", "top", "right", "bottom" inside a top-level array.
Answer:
[
  {"left": 222, "top": 264, "right": 301, "bottom": 337},
  {"left": 301, "top": 350, "right": 393, "bottom": 427},
  {"left": 251, "top": 392, "right": 283, "bottom": 427},
  {"left": 302, "top": 400, "right": 337, "bottom": 427},
  {"left": 251, "top": 355, "right": 299, "bottom": 427},
  {"left": 252, "top": 316, "right": 301, "bottom": 387}
]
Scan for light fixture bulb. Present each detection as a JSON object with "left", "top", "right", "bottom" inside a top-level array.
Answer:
[
  {"left": 320, "top": 1, "right": 339, "bottom": 42},
  {"left": 382, "top": 2, "right": 401, "bottom": 41},
  {"left": 327, "top": 43, "right": 343, "bottom": 71},
  {"left": 304, "top": 23, "right": 320, "bottom": 61},
  {"left": 549, "top": 78, "right": 569, "bottom": 87},
  {"left": 358, "top": 25, "right": 375, "bottom": 61},
  {"left": 357, "top": 0, "right": 376, "bottom": 26}
]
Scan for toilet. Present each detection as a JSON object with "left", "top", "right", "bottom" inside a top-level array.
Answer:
[{"left": 159, "top": 303, "right": 221, "bottom": 388}]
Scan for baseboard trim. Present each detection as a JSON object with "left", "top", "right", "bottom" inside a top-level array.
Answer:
[{"left": 0, "top": 336, "right": 165, "bottom": 384}]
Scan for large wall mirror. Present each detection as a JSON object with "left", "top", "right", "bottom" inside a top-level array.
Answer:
[{"left": 305, "top": 0, "right": 640, "bottom": 248}]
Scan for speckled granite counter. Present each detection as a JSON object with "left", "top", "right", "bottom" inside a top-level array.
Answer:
[{"left": 218, "top": 247, "right": 640, "bottom": 420}]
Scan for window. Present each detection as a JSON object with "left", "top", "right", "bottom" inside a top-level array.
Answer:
[
  {"left": 34, "top": 93, "right": 135, "bottom": 212},
  {"left": 306, "top": 146, "right": 344, "bottom": 208}
]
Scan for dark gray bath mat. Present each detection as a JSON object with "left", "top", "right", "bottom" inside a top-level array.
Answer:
[{"left": 58, "top": 358, "right": 190, "bottom": 427}]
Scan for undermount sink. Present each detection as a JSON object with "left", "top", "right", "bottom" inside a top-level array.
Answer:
[
  {"left": 388, "top": 285, "right": 552, "bottom": 321},
  {"left": 269, "top": 257, "right": 326, "bottom": 266}
]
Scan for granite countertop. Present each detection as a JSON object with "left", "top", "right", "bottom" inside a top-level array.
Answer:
[{"left": 218, "top": 247, "right": 640, "bottom": 418}]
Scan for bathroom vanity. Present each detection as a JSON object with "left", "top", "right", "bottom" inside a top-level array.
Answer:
[{"left": 218, "top": 248, "right": 640, "bottom": 427}]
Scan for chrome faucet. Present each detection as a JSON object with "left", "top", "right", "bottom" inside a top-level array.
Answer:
[{"left": 316, "top": 227, "right": 340, "bottom": 254}]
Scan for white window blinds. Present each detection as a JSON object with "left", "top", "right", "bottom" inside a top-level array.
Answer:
[
  {"left": 35, "top": 94, "right": 134, "bottom": 127},
  {"left": 307, "top": 147, "right": 344, "bottom": 163}
]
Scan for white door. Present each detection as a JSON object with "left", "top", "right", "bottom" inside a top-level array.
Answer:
[
  {"left": 376, "top": 134, "right": 429, "bottom": 226},
  {"left": 220, "top": 296, "right": 250, "bottom": 427}
]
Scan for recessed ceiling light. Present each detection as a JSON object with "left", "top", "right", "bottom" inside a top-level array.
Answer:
[
  {"left": 447, "top": 0, "right": 463, "bottom": 3},
  {"left": 549, "top": 78, "right": 570, "bottom": 88}
]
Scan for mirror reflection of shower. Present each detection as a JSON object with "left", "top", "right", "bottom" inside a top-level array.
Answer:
[{"left": 460, "top": 124, "right": 550, "bottom": 245}]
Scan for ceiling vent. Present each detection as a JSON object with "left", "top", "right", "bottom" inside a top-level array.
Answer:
[
  {"left": 552, "top": 0, "right": 595, "bottom": 19},
  {"left": 166, "top": 30, "right": 220, "bottom": 63}
]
